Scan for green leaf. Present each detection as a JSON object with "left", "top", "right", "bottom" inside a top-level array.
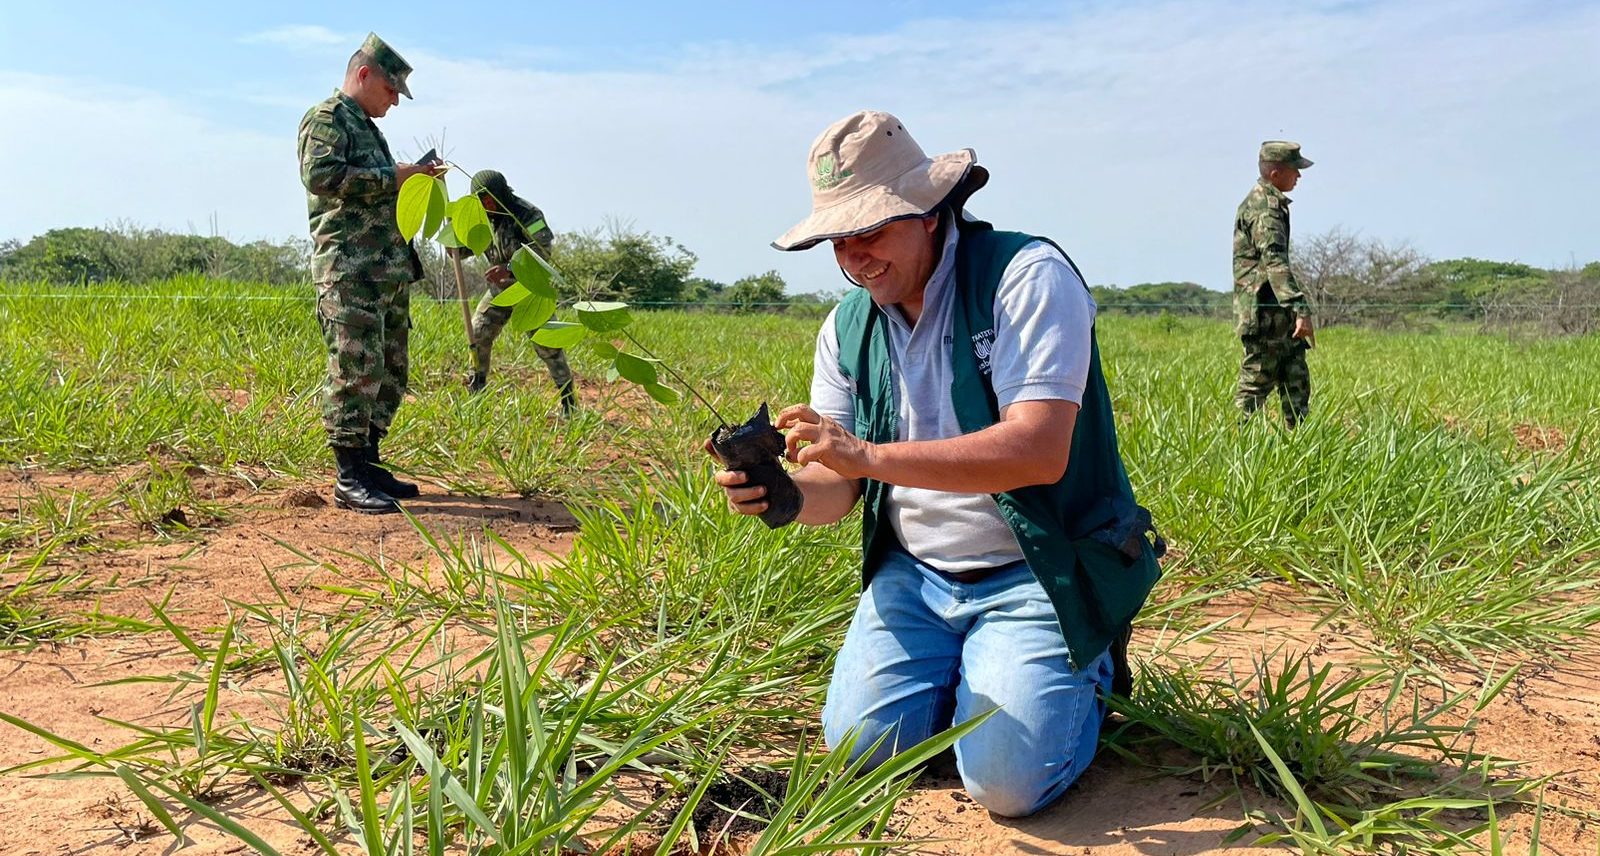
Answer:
[
  {"left": 423, "top": 178, "right": 448, "bottom": 242},
  {"left": 614, "top": 352, "right": 659, "bottom": 386},
  {"left": 588, "top": 340, "right": 619, "bottom": 359},
  {"left": 644, "top": 382, "right": 681, "bottom": 405},
  {"left": 393, "top": 722, "right": 507, "bottom": 850},
  {"left": 1248, "top": 721, "right": 1330, "bottom": 841},
  {"left": 510, "top": 246, "right": 560, "bottom": 300},
  {"left": 532, "top": 321, "right": 587, "bottom": 349},
  {"left": 511, "top": 292, "right": 557, "bottom": 333},
  {"left": 351, "top": 713, "right": 385, "bottom": 856},
  {"left": 248, "top": 772, "right": 342, "bottom": 855},
  {"left": 397, "top": 174, "right": 436, "bottom": 240},
  {"left": 433, "top": 218, "right": 463, "bottom": 249},
  {"left": 114, "top": 767, "right": 187, "bottom": 846},
  {"left": 489, "top": 282, "right": 530, "bottom": 308},
  {"left": 116, "top": 766, "right": 288, "bottom": 856},
  {"left": 575, "top": 300, "right": 633, "bottom": 332},
  {"left": 451, "top": 196, "right": 493, "bottom": 255}
]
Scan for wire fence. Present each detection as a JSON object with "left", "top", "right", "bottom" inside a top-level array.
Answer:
[{"left": 0, "top": 291, "right": 1595, "bottom": 312}]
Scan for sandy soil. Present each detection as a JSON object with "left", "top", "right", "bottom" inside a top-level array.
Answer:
[
  {"left": 1, "top": 468, "right": 575, "bottom": 854},
  {"left": 1, "top": 468, "right": 1597, "bottom": 855}
]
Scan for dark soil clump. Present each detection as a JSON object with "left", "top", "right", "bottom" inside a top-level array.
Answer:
[
  {"left": 689, "top": 767, "right": 790, "bottom": 844},
  {"left": 278, "top": 486, "right": 327, "bottom": 508}
]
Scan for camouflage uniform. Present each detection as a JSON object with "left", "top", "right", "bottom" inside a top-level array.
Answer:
[
  {"left": 298, "top": 81, "right": 420, "bottom": 449},
  {"left": 1234, "top": 141, "right": 1313, "bottom": 427},
  {"left": 459, "top": 171, "right": 576, "bottom": 410}
]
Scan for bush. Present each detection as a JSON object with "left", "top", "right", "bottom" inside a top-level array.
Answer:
[
  {"left": 1295, "top": 228, "right": 1437, "bottom": 328},
  {"left": 719, "top": 270, "right": 787, "bottom": 313},
  {"left": 1092, "top": 281, "right": 1228, "bottom": 317},
  {"left": 0, "top": 225, "right": 308, "bottom": 285},
  {"left": 1479, "top": 265, "right": 1600, "bottom": 336},
  {"left": 550, "top": 223, "right": 698, "bottom": 305}
]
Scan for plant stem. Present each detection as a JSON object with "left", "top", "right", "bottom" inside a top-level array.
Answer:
[
  {"left": 444, "top": 162, "right": 726, "bottom": 426},
  {"left": 621, "top": 328, "right": 728, "bottom": 427}
]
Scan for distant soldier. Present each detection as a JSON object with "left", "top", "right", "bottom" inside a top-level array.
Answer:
[
  {"left": 1234, "top": 140, "right": 1315, "bottom": 427},
  {"left": 454, "top": 169, "right": 578, "bottom": 414},
  {"left": 298, "top": 33, "right": 443, "bottom": 513}
]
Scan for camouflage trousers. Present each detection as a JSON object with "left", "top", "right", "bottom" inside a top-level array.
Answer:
[
  {"left": 470, "top": 284, "right": 573, "bottom": 392},
  {"left": 316, "top": 280, "right": 410, "bottom": 448},
  {"left": 1235, "top": 311, "right": 1310, "bottom": 427}
]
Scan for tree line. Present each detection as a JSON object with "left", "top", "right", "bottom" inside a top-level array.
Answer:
[
  {"left": 4, "top": 224, "right": 1596, "bottom": 333},
  {"left": 1093, "top": 228, "right": 1600, "bottom": 335},
  {"left": 0, "top": 224, "right": 311, "bottom": 286},
  {"left": 0, "top": 223, "right": 836, "bottom": 315}
]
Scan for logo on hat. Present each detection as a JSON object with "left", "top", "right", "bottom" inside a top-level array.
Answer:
[{"left": 813, "top": 152, "right": 853, "bottom": 192}]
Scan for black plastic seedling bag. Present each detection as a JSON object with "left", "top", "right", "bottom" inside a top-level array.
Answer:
[{"left": 709, "top": 403, "right": 803, "bottom": 529}]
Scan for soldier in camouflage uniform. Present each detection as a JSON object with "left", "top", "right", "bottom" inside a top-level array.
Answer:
[
  {"left": 1234, "top": 140, "right": 1316, "bottom": 428},
  {"left": 298, "top": 33, "right": 443, "bottom": 513},
  {"left": 454, "top": 169, "right": 578, "bottom": 414}
]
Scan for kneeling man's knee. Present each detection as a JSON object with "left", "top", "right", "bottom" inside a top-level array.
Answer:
[
  {"left": 821, "top": 711, "right": 916, "bottom": 770},
  {"left": 958, "top": 735, "right": 1097, "bottom": 818},
  {"left": 961, "top": 765, "right": 1055, "bottom": 818}
]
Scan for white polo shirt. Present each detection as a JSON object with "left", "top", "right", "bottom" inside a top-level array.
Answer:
[{"left": 809, "top": 224, "right": 1097, "bottom": 573}]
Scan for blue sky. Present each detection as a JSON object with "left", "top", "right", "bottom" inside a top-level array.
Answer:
[{"left": 3, "top": 1, "right": 1597, "bottom": 293}]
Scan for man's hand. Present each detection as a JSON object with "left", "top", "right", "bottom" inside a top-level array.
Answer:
[
  {"left": 485, "top": 264, "right": 514, "bottom": 285},
  {"left": 704, "top": 439, "right": 770, "bottom": 516},
  {"left": 396, "top": 162, "right": 448, "bottom": 183},
  {"left": 713, "top": 469, "right": 771, "bottom": 516},
  {"left": 778, "top": 404, "right": 876, "bottom": 480},
  {"left": 1292, "top": 316, "right": 1314, "bottom": 340}
]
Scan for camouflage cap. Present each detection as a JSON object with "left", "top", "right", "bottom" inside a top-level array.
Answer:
[
  {"left": 470, "top": 169, "right": 513, "bottom": 201},
  {"left": 1259, "top": 140, "right": 1312, "bottom": 169},
  {"left": 360, "top": 32, "right": 413, "bottom": 100}
]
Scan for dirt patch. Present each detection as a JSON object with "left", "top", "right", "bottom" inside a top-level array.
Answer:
[
  {"left": 4, "top": 626, "right": 1598, "bottom": 854},
  {"left": 895, "top": 755, "right": 1288, "bottom": 856},
  {"left": 1, "top": 467, "right": 579, "bottom": 628},
  {"left": 0, "top": 636, "right": 320, "bottom": 855},
  {"left": 4, "top": 478, "right": 1599, "bottom": 856},
  {"left": 276, "top": 486, "right": 326, "bottom": 509},
  {"left": 207, "top": 387, "right": 253, "bottom": 413},
  {"left": 0, "top": 465, "right": 584, "bottom": 853},
  {"left": 1513, "top": 421, "right": 1569, "bottom": 453},
  {"left": 1441, "top": 414, "right": 1573, "bottom": 454}
]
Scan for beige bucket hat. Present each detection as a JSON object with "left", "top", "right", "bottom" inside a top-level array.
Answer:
[{"left": 773, "top": 110, "right": 989, "bottom": 251}]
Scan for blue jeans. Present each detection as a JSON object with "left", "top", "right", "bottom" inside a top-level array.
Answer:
[{"left": 822, "top": 547, "right": 1114, "bottom": 817}]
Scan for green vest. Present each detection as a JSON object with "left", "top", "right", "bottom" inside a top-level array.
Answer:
[{"left": 833, "top": 221, "right": 1161, "bottom": 669}]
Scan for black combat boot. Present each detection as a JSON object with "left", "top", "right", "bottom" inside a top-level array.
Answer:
[
  {"left": 365, "top": 427, "right": 419, "bottom": 499},
  {"left": 333, "top": 446, "right": 399, "bottom": 514}
]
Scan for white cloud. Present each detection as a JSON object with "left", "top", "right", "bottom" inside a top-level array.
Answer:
[
  {"left": 0, "top": 72, "right": 303, "bottom": 246},
  {"left": 387, "top": 0, "right": 1600, "bottom": 291},
  {"left": 5, "top": 0, "right": 1598, "bottom": 295},
  {"left": 242, "top": 24, "right": 348, "bottom": 49}
]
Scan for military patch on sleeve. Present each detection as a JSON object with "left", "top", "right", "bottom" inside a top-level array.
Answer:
[{"left": 307, "top": 130, "right": 339, "bottom": 160}]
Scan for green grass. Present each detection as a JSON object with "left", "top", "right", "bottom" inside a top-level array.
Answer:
[{"left": 2, "top": 281, "right": 1599, "bottom": 851}]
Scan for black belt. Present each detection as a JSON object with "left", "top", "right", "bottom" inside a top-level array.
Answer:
[{"left": 940, "top": 567, "right": 998, "bottom": 584}]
